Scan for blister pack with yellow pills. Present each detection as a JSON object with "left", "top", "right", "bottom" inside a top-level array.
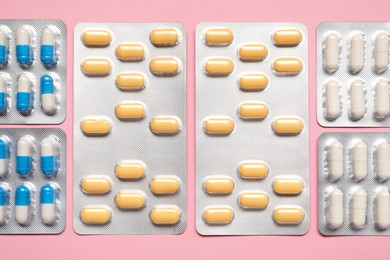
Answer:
[
  {"left": 196, "top": 22, "right": 309, "bottom": 235},
  {"left": 73, "top": 23, "right": 186, "bottom": 234}
]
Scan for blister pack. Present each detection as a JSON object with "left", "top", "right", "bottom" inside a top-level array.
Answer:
[
  {"left": 73, "top": 23, "right": 186, "bottom": 234},
  {"left": 196, "top": 22, "right": 309, "bottom": 235}
]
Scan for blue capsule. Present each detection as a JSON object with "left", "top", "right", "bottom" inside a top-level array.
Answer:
[
  {"left": 40, "top": 27, "right": 58, "bottom": 68},
  {"left": 16, "top": 135, "right": 34, "bottom": 177},
  {"left": 16, "top": 27, "right": 33, "bottom": 67},
  {"left": 16, "top": 73, "right": 34, "bottom": 115},
  {"left": 0, "top": 137, "right": 10, "bottom": 178},
  {"left": 0, "top": 27, "right": 9, "bottom": 67},
  {"left": 0, "top": 184, "right": 10, "bottom": 225},
  {"left": 40, "top": 74, "right": 57, "bottom": 114},
  {"left": 40, "top": 183, "right": 59, "bottom": 225},
  {"left": 40, "top": 136, "right": 59, "bottom": 178},
  {"left": 0, "top": 74, "right": 8, "bottom": 114},
  {"left": 15, "top": 184, "right": 32, "bottom": 225}
]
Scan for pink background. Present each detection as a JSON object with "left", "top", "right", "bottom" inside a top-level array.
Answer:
[{"left": 1, "top": 0, "right": 390, "bottom": 259}]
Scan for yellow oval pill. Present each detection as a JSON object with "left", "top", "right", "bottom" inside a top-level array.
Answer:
[
  {"left": 81, "top": 58, "right": 111, "bottom": 76},
  {"left": 81, "top": 29, "right": 112, "bottom": 47},
  {"left": 204, "top": 58, "right": 234, "bottom": 76},
  {"left": 273, "top": 176, "right": 304, "bottom": 195},
  {"left": 239, "top": 191, "right": 269, "bottom": 209},
  {"left": 115, "top": 160, "right": 146, "bottom": 180},
  {"left": 238, "top": 44, "right": 268, "bottom": 61},
  {"left": 150, "top": 176, "right": 180, "bottom": 195},
  {"left": 81, "top": 117, "right": 112, "bottom": 136},
  {"left": 273, "top": 206, "right": 305, "bottom": 225},
  {"left": 273, "top": 57, "right": 303, "bottom": 75},
  {"left": 115, "top": 101, "right": 146, "bottom": 120},
  {"left": 81, "top": 176, "right": 112, "bottom": 194},
  {"left": 203, "top": 117, "right": 234, "bottom": 136},
  {"left": 150, "top": 206, "right": 181, "bottom": 225},
  {"left": 273, "top": 29, "right": 302, "bottom": 47},
  {"left": 115, "top": 72, "right": 145, "bottom": 91},
  {"left": 272, "top": 117, "right": 304, "bottom": 136},
  {"left": 115, "top": 43, "right": 145, "bottom": 61},
  {"left": 238, "top": 102, "right": 269, "bottom": 120},
  {"left": 204, "top": 28, "right": 234, "bottom": 46},
  {"left": 150, "top": 28, "right": 179, "bottom": 47},
  {"left": 238, "top": 161, "right": 269, "bottom": 179},
  {"left": 80, "top": 206, "right": 111, "bottom": 225},
  {"left": 238, "top": 73, "right": 269, "bottom": 91},
  {"left": 203, "top": 207, "right": 234, "bottom": 224},
  {"left": 203, "top": 176, "right": 234, "bottom": 195},
  {"left": 115, "top": 190, "right": 146, "bottom": 209},
  {"left": 149, "top": 57, "right": 180, "bottom": 76},
  {"left": 149, "top": 116, "right": 181, "bottom": 135}
]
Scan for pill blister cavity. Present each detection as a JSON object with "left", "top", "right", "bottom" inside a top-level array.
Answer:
[
  {"left": 81, "top": 29, "right": 112, "bottom": 47},
  {"left": 203, "top": 28, "right": 234, "bottom": 47}
]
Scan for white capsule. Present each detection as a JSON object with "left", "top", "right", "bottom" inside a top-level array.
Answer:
[
  {"left": 375, "top": 141, "right": 390, "bottom": 181},
  {"left": 351, "top": 141, "right": 368, "bottom": 181},
  {"left": 349, "top": 79, "right": 366, "bottom": 120},
  {"left": 373, "top": 32, "right": 389, "bottom": 73},
  {"left": 348, "top": 32, "right": 365, "bottom": 74},
  {"left": 374, "top": 79, "right": 390, "bottom": 118},
  {"left": 374, "top": 187, "right": 390, "bottom": 230},
  {"left": 327, "top": 140, "right": 344, "bottom": 181},
  {"left": 349, "top": 187, "right": 367, "bottom": 229},
  {"left": 323, "top": 32, "right": 340, "bottom": 73},
  {"left": 324, "top": 79, "right": 341, "bottom": 120},
  {"left": 326, "top": 187, "right": 344, "bottom": 230}
]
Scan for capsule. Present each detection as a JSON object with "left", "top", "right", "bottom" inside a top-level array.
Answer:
[
  {"left": 239, "top": 191, "right": 269, "bottom": 209},
  {"left": 81, "top": 117, "right": 112, "bottom": 136},
  {"left": 237, "top": 161, "right": 269, "bottom": 179},
  {"left": 238, "top": 73, "right": 268, "bottom": 91},
  {"left": 273, "top": 57, "right": 302, "bottom": 75},
  {"left": 40, "top": 74, "right": 57, "bottom": 115},
  {"left": 81, "top": 58, "right": 111, "bottom": 76},
  {"left": 273, "top": 176, "right": 303, "bottom": 195},
  {"left": 115, "top": 101, "right": 146, "bottom": 120},
  {"left": 325, "top": 187, "right": 344, "bottom": 230},
  {"left": 115, "top": 160, "right": 146, "bottom": 180},
  {"left": 375, "top": 141, "right": 390, "bottom": 181},
  {"left": 15, "top": 184, "right": 32, "bottom": 225},
  {"left": 374, "top": 187, "right": 390, "bottom": 229},
  {"left": 204, "top": 28, "right": 234, "bottom": 47},
  {"left": 40, "top": 136, "right": 60, "bottom": 178},
  {"left": 238, "top": 102, "right": 269, "bottom": 120},
  {"left": 115, "top": 190, "right": 146, "bottom": 210},
  {"left": 203, "top": 176, "right": 234, "bottom": 195},
  {"left": 150, "top": 206, "right": 181, "bottom": 225},
  {"left": 203, "top": 206, "right": 234, "bottom": 224},
  {"left": 203, "top": 116, "right": 234, "bottom": 136},
  {"left": 0, "top": 184, "right": 9, "bottom": 225},
  {"left": 204, "top": 57, "right": 234, "bottom": 76},
  {"left": 272, "top": 117, "right": 303, "bottom": 136},
  {"left": 115, "top": 43, "right": 145, "bottom": 61},
  {"left": 0, "top": 137, "right": 10, "bottom": 178},
  {"left": 150, "top": 28, "right": 179, "bottom": 47},
  {"left": 81, "top": 176, "right": 112, "bottom": 194},
  {"left": 348, "top": 32, "right": 365, "bottom": 74},
  {"left": 149, "top": 57, "right": 180, "bottom": 76},
  {"left": 349, "top": 187, "right": 367, "bottom": 229},
  {"left": 374, "top": 79, "right": 390, "bottom": 119},
  {"left": 149, "top": 116, "right": 181, "bottom": 135},
  {"left": 327, "top": 140, "right": 344, "bottom": 181},
  {"left": 115, "top": 72, "right": 145, "bottom": 91},
  {"left": 81, "top": 29, "right": 112, "bottom": 47},
  {"left": 80, "top": 206, "right": 111, "bottom": 225},
  {"left": 324, "top": 79, "right": 341, "bottom": 121},
  {"left": 40, "top": 183, "right": 59, "bottom": 225},
  {"left": 0, "top": 26, "right": 9, "bottom": 67},
  {"left": 351, "top": 141, "right": 367, "bottom": 181},
  {"left": 16, "top": 135, "right": 34, "bottom": 177},
  {"left": 16, "top": 73, "right": 34, "bottom": 115},
  {"left": 40, "top": 27, "right": 58, "bottom": 67},
  {"left": 150, "top": 176, "right": 180, "bottom": 195},
  {"left": 238, "top": 44, "right": 268, "bottom": 62},
  {"left": 373, "top": 32, "right": 389, "bottom": 73},
  {"left": 0, "top": 74, "right": 8, "bottom": 113},
  {"left": 323, "top": 32, "right": 340, "bottom": 73},
  {"left": 349, "top": 80, "right": 366, "bottom": 120},
  {"left": 273, "top": 29, "right": 302, "bottom": 47},
  {"left": 273, "top": 206, "right": 304, "bottom": 225},
  {"left": 16, "top": 27, "right": 33, "bottom": 67}
]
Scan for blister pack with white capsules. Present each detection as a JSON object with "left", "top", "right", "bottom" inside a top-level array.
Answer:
[
  {"left": 319, "top": 132, "right": 390, "bottom": 236},
  {"left": 196, "top": 22, "right": 309, "bottom": 235},
  {"left": 317, "top": 22, "right": 390, "bottom": 127},
  {"left": 73, "top": 23, "right": 186, "bottom": 234},
  {"left": 0, "top": 128, "right": 66, "bottom": 234}
]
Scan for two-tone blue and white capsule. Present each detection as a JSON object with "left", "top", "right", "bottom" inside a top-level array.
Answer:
[
  {"left": 16, "top": 135, "right": 34, "bottom": 177},
  {"left": 0, "top": 26, "right": 10, "bottom": 68},
  {"left": 0, "top": 74, "right": 9, "bottom": 114},
  {"left": 16, "top": 27, "right": 34, "bottom": 67},
  {"left": 0, "top": 136, "right": 10, "bottom": 178},
  {"left": 16, "top": 73, "right": 34, "bottom": 114},
  {"left": 40, "top": 183, "right": 59, "bottom": 225},
  {"left": 40, "top": 74, "right": 57, "bottom": 114},
  {"left": 40, "top": 136, "right": 59, "bottom": 178},
  {"left": 40, "top": 27, "right": 58, "bottom": 68},
  {"left": 0, "top": 184, "right": 10, "bottom": 225},
  {"left": 15, "top": 183, "right": 33, "bottom": 225}
]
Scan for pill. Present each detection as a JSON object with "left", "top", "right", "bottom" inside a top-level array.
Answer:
[
  {"left": 273, "top": 176, "right": 304, "bottom": 195},
  {"left": 150, "top": 176, "right": 180, "bottom": 195},
  {"left": 40, "top": 136, "right": 60, "bottom": 178},
  {"left": 349, "top": 187, "right": 367, "bottom": 229},
  {"left": 374, "top": 187, "right": 390, "bottom": 229},
  {"left": 0, "top": 137, "right": 10, "bottom": 178},
  {"left": 327, "top": 140, "right": 344, "bottom": 181},
  {"left": 115, "top": 101, "right": 146, "bottom": 120},
  {"left": 150, "top": 28, "right": 179, "bottom": 47},
  {"left": 324, "top": 79, "right": 341, "bottom": 121},
  {"left": 149, "top": 116, "right": 181, "bottom": 135},
  {"left": 203, "top": 176, "right": 234, "bottom": 195},
  {"left": 203, "top": 207, "right": 234, "bottom": 224},
  {"left": 16, "top": 135, "right": 34, "bottom": 177},
  {"left": 115, "top": 190, "right": 146, "bottom": 210},
  {"left": 81, "top": 117, "right": 112, "bottom": 136},
  {"left": 204, "top": 28, "right": 234, "bottom": 46},
  {"left": 40, "top": 183, "right": 59, "bottom": 225},
  {"left": 115, "top": 160, "right": 146, "bottom": 180},
  {"left": 115, "top": 43, "right": 145, "bottom": 61},
  {"left": 239, "top": 191, "right": 269, "bottom": 209},
  {"left": 237, "top": 161, "right": 269, "bottom": 179},
  {"left": 273, "top": 57, "right": 302, "bottom": 75},
  {"left": 273, "top": 206, "right": 304, "bottom": 225},
  {"left": 351, "top": 141, "right": 368, "bottom": 181},
  {"left": 349, "top": 79, "right": 366, "bottom": 120},
  {"left": 149, "top": 57, "right": 180, "bottom": 76},
  {"left": 0, "top": 184, "right": 9, "bottom": 225},
  {"left": 374, "top": 79, "right": 390, "bottom": 118},
  {"left": 40, "top": 74, "right": 57, "bottom": 115},
  {"left": 373, "top": 32, "right": 389, "bottom": 73},
  {"left": 40, "top": 27, "right": 58, "bottom": 67},
  {"left": 323, "top": 32, "right": 340, "bottom": 73},
  {"left": 115, "top": 72, "right": 145, "bottom": 91},
  {"left": 238, "top": 44, "right": 268, "bottom": 62},
  {"left": 0, "top": 27, "right": 9, "bottom": 67},
  {"left": 80, "top": 206, "right": 111, "bottom": 225},
  {"left": 348, "top": 32, "right": 365, "bottom": 74},
  {"left": 204, "top": 58, "right": 234, "bottom": 76},
  {"left": 16, "top": 73, "right": 34, "bottom": 115},
  {"left": 237, "top": 102, "right": 269, "bottom": 120},
  {"left": 0, "top": 74, "right": 8, "bottom": 113},
  {"left": 273, "top": 29, "right": 302, "bottom": 47},
  {"left": 150, "top": 206, "right": 181, "bottom": 225},
  {"left": 272, "top": 117, "right": 303, "bottom": 136},
  {"left": 81, "top": 29, "right": 111, "bottom": 47},
  {"left": 375, "top": 141, "right": 390, "bottom": 181},
  {"left": 16, "top": 27, "right": 33, "bottom": 67},
  {"left": 81, "top": 58, "right": 111, "bottom": 76},
  {"left": 81, "top": 176, "right": 112, "bottom": 194},
  {"left": 15, "top": 184, "right": 32, "bottom": 225},
  {"left": 325, "top": 187, "right": 344, "bottom": 229},
  {"left": 203, "top": 116, "right": 234, "bottom": 135},
  {"left": 238, "top": 73, "right": 268, "bottom": 91}
]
